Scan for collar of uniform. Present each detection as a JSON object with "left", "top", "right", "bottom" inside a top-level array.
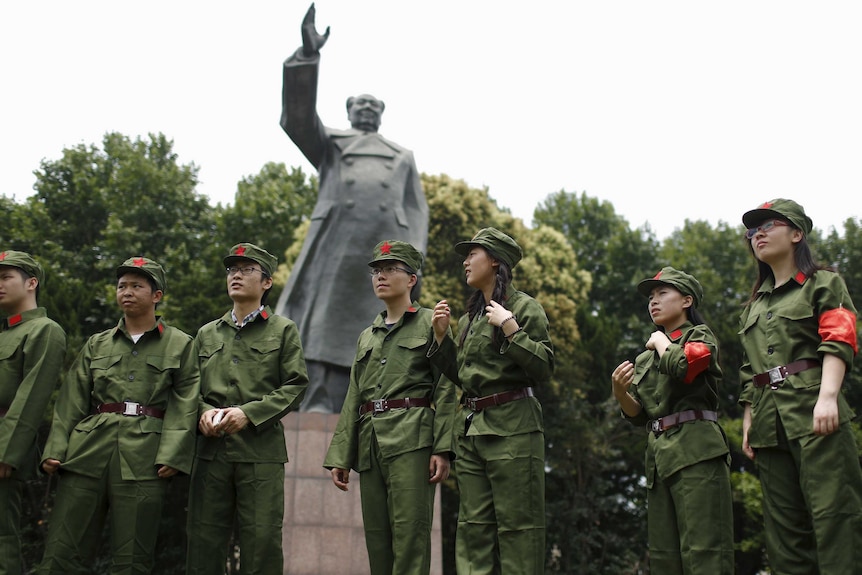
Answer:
[
  {"left": 666, "top": 321, "right": 693, "bottom": 342},
  {"left": 218, "top": 305, "right": 272, "bottom": 329},
  {"left": 114, "top": 316, "right": 167, "bottom": 339},
  {"left": 372, "top": 303, "right": 420, "bottom": 330},
  {"left": 758, "top": 270, "right": 808, "bottom": 295},
  {"left": 231, "top": 305, "right": 267, "bottom": 328},
  {"left": 1, "top": 307, "right": 47, "bottom": 330}
]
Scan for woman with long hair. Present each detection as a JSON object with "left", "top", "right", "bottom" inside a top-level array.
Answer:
[{"left": 429, "top": 227, "right": 554, "bottom": 574}]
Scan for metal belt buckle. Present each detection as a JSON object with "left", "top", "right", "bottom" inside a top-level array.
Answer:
[
  {"left": 123, "top": 401, "right": 141, "bottom": 416},
  {"left": 465, "top": 398, "right": 478, "bottom": 412},
  {"left": 372, "top": 399, "right": 386, "bottom": 414},
  {"left": 767, "top": 366, "right": 786, "bottom": 390},
  {"left": 648, "top": 419, "right": 661, "bottom": 433}
]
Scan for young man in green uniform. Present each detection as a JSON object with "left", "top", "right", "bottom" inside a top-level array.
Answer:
[
  {"left": 37, "top": 256, "right": 199, "bottom": 574},
  {"left": 0, "top": 250, "right": 66, "bottom": 575},
  {"left": 186, "top": 243, "right": 308, "bottom": 575},
  {"left": 324, "top": 240, "right": 456, "bottom": 575}
]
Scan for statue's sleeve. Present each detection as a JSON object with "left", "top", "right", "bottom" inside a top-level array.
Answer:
[
  {"left": 281, "top": 50, "right": 329, "bottom": 169},
  {"left": 403, "top": 150, "right": 429, "bottom": 249}
]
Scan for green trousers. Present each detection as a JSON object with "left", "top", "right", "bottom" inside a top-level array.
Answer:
[
  {"left": 647, "top": 455, "right": 734, "bottom": 574},
  {"left": 454, "top": 432, "right": 545, "bottom": 575},
  {"left": 360, "top": 437, "right": 435, "bottom": 574},
  {"left": 755, "top": 421, "right": 862, "bottom": 575},
  {"left": 0, "top": 476, "right": 24, "bottom": 575},
  {"left": 36, "top": 448, "right": 168, "bottom": 575},
  {"left": 185, "top": 453, "right": 285, "bottom": 575}
]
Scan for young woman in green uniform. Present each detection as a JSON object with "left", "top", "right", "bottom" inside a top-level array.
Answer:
[
  {"left": 612, "top": 267, "right": 734, "bottom": 574},
  {"left": 738, "top": 198, "right": 862, "bottom": 574},
  {"left": 324, "top": 240, "right": 456, "bottom": 575},
  {"left": 430, "top": 227, "right": 554, "bottom": 574}
]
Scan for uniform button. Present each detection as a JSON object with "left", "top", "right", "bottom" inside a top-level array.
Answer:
[
  {"left": 381, "top": 358, "right": 387, "bottom": 365},
  {"left": 235, "top": 334, "right": 241, "bottom": 341},
  {"left": 345, "top": 177, "right": 355, "bottom": 185},
  {"left": 229, "top": 380, "right": 237, "bottom": 386},
  {"left": 233, "top": 357, "right": 239, "bottom": 364},
  {"left": 381, "top": 181, "right": 390, "bottom": 189},
  {"left": 465, "top": 360, "right": 472, "bottom": 367},
  {"left": 377, "top": 384, "right": 382, "bottom": 388},
  {"left": 767, "top": 347, "right": 774, "bottom": 355},
  {"left": 345, "top": 158, "right": 354, "bottom": 166},
  {"left": 132, "top": 350, "right": 138, "bottom": 356},
  {"left": 766, "top": 312, "right": 773, "bottom": 320},
  {"left": 346, "top": 200, "right": 355, "bottom": 209},
  {"left": 379, "top": 204, "right": 388, "bottom": 211},
  {"left": 384, "top": 336, "right": 391, "bottom": 341},
  {"left": 128, "top": 374, "right": 135, "bottom": 381}
]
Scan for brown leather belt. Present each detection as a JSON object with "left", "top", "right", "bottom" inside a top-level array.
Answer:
[
  {"left": 752, "top": 359, "right": 820, "bottom": 389},
  {"left": 462, "top": 387, "right": 534, "bottom": 412},
  {"left": 96, "top": 402, "right": 165, "bottom": 419},
  {"left": 648, "top": 409, "right": 718, "bottom": 434},
  {"left": 359, "top": 397, "right": 431, "bottom": 416}
]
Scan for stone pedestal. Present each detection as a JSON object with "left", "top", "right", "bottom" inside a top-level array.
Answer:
[{"left": 281, "top": 411, "right": 443, "bottom": 575}]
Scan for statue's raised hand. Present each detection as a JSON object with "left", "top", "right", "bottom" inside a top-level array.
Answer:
[{"left": 301, "top": 3, "right": 330, "bottom": 57}]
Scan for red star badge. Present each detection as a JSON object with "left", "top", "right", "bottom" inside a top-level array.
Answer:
[
  {"left": 133, "top": 257, "right": 146, "bottom": 267},
  {"left": 235, "top": 245, "right": 247, "bottom": 256},
  {"left": 653, "top": 270, "right": 663, "bottom": 280},
  {"left": 0, "top": 252, "right": 6, "bottom": 261},
  {"left": 759, "top": 201, "right": 774, "bottom": 209},
  {"left": 380, "top": 241, "right": 392, "bottom": 255}
]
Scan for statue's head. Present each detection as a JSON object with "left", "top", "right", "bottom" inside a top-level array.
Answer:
[{"left": 347, "top": 94, "right": 385, "bottom": 132}]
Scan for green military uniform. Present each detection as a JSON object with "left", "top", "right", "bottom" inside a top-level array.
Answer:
[
  {"left": 429, "top": 228, "right": 554, "bottom": 575},
  {"left": 623, "top": 267, "right": 734, "bottom": 574},
  {"left": 324, "top": 240, "right": 456, "bottom": 574},
  {"left": 738, "top": 199, "right": 862, "bottom": 574},
  {"left": 0, "top": 251, "right": 66, "bottom": 575},
  {"left": 37, "top": 257, "right": 199, "bottom": 575},
  {"left": 186, "top": 243, "right": 308, "bottom": 575},
  {"left": 739, "top": 269, "right": 862, "bottom": 573}
]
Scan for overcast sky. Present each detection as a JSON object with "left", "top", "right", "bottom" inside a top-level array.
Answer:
[{"left": 2, "top": 1, "right": 860, "bottom": 240}]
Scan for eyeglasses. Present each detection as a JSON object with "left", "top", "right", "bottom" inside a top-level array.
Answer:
[
  {"left": 226, "top": 266, "right": 267, "bottom": 277},
  {"left": 369, "top": 266, "right": 412, "bottom": 276},
  {"left": 745, "top": 219, "right": 790, "bottom": 239}
]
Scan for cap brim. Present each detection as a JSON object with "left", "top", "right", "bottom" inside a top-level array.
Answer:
[
  {"left": 742, "top": 208, "right": 784, "bottom": 228},
  {"left": 637, "top": 279, "right": 667, "bottom": 298},
  {"left": 453, "top": 241, "right": 481, "bottom": 257}
]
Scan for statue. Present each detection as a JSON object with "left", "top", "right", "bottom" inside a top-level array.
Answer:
[{"left": 276, "top": 3, "right": 429, "bottom": 413}]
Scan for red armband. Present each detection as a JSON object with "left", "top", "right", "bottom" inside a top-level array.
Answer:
[
  {"left": 682, "top": 341, "right": 711, "bottom": 384},
  {"left": 819, "top": 307, "right": 858, "bottom": 354}
]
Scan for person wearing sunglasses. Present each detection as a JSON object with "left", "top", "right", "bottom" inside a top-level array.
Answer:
[
  {"left": 738, "top": 198, "right": 862, "bottom": 574},
  {"left": 186, "top": 243, "right": 308, "bottom": 575}
]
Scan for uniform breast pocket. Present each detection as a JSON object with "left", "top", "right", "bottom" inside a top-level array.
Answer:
[
  {"left": 250, "top": 338, "right": 282, "bottom": 379},
  {"left": 145, "top": 355, "right": 182, "bottom": 394},
  {"left": 390, "top": 335, "right": 429, "bottom": 375},
  {"left": 90, "top": 354, "right": 123, "bottom": 388},
  {"left": 198, "top": 342, "right": 225, "bottom": 370},
  {"left": 0, "top": 344, "right": 19, "bottom": 386}
]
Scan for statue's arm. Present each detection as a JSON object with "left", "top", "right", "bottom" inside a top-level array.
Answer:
[{"left": 280, "top": 3, "right": 330, "bottom": 168}]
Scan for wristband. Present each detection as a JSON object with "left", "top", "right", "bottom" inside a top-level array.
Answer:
[{"left": 500, "top": 315, "right": 516, "bottom": 329}]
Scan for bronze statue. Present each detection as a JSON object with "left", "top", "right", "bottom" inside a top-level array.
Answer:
[{"left": 276, "top": 3, "right": 429, "bottom": 413}]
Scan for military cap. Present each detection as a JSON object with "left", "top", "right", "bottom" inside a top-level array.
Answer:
[
  {"left": 0, "top": 250, "right": 44, "bottom": 285},
  {"left": 116, "top": 257, "right": 167, "bottom": 292},
  {"left": 224, "top": 243, "right": 277, "bottom": 276},
  {"left": 637, "top": 266, "right": 704, "bottom": 308},
  {"left": 454, "top": 227, "right": 523, "bottom": 269},
  {"left": 367, "top": 240, "right": 424, "bottom": 272},
  {"left": 742, "top": 198, "right": 813, "bottom": 236}
]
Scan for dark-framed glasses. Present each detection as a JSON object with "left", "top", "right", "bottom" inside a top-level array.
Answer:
[
  {"left": 369, "top": 266, "right": 411, "bottom": 276},
  {"left": 226, "top": 266, "right": 266, "bottom": 277},
  {"left": 745, "top": 219, "right": 790, "bottom": 239}
]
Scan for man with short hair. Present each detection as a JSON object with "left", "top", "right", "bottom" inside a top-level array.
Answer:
[
  {"left": 186, "top": 243, "right": 308, "bottom": 575},
  {"left": 37, "top": 256, "right": 199, "bottom": 574},
  {"left": 0, "top": 250, "right": 66, "bottom": 575}
]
